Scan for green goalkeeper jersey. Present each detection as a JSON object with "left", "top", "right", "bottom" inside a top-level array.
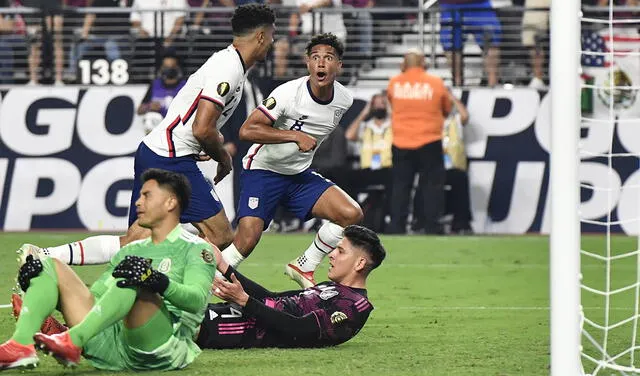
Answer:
[{"left": 90, "top": 225, "right": 216, "bottom": 340}]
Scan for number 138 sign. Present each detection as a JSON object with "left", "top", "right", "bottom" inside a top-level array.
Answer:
[{"left": 78, "top": 58, "right": 129, "bottom": 85}]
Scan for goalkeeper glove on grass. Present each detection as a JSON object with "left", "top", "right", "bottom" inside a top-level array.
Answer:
[
  {"left": 112, "top": 255, "right": 169, "bottom": 295},
  {"left": 17, "top": 255, "right": 43, "bottom": 292}
]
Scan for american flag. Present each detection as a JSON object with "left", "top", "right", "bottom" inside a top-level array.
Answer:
[
  {"left": 582, "top": 29, "right": 640, "bottom": 67},
  {"left": 582, "top": 31, "right": 607, "bottom": 67}
]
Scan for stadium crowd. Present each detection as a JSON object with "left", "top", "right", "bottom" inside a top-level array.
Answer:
[{"left": 0, "top": 0, "right": 563, "bottom": 86}]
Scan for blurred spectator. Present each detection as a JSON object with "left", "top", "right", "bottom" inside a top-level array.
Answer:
[
  {"left": 131, "top": 0, "right": 187, "bottom": 45},
  {"left": 597, "top": 0, "right": 639, "bottom": 17},
  {"left": 130, "top": 0, "right": 187, "bottom": 81},
  {"left": 69, "top": 0, "right": 130, "bottom": 79},
  {"left": 138, "top": 53, "right": 187, "bottom": 133},
  {"left": 439, "top": 0, "right": 501, "bottom": 86},
  {"left": 442, "top": 91, "right": 472, "bottom": 233},
  {"left": 343, "top": 0, "right": 373, "bottom": 70},
  {"left": 345, "top": 92, "right": 393, "bottom": 232},
  {"left": 22, "top": 0, "right": 65, "bottom": 84},
  {"left": 0, "top": 0, "right": 24, "bottom": 84},
  {"left": 386, "top": 49, "right": 451, "bottom": 234},
  {"left": 521, "top": 0, "right": 549, "bottom": 88},
  {"left": 274, "top": 0, "right": 346, "bottom": 77}
]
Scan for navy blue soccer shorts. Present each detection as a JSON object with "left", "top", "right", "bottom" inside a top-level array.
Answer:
[
  {"left": 439, "top": 0, "right": 502, "bottom": 51},
  {"left": 236, "top": 168, "right": 334, "bottom": 230},
  {"left": 128, "top": 142, "right": 223, "bottom": 226}
]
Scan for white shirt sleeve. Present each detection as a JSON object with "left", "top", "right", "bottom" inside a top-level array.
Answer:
[
  {"left": 256, "top": 81, "right": 296, "bottom": 123},
  {"left": 130, "top": 0, "right": 140, "bottom": 22},
  {"left": 171, "top": 0, "right": 188, "bottom": 19},
  {"left": 201, "top": 58, "right": 242, "bottom": 109}
]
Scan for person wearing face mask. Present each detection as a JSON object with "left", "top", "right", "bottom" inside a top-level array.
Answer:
[
  {"left": 344, "top": 92, "right": 393, "bottom": 232},
  {"left": 137, "top": 54, "right": 187, "bottom": 121}
]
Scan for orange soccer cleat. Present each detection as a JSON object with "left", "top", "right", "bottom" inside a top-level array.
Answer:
[
  {"left": 285, "top": 260, "right": 317, "bottom": 289},
  {"left": 0, "top": 339, "right": 38, "bottom": 370},
  {"left": 33, "top": 332, "right": 81, "bottom": 368}
]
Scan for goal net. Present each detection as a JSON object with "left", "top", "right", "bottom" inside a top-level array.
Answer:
[{"left": 578, "top": 1, "right": 640, "bottom": 375}]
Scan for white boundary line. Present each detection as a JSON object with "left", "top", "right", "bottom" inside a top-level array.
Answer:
[
  {"left": 237, "top": 263, "right": 636, "bottom": 269},
  {"left": 0, "top": 304, "right": 633, "bottom": 311}
]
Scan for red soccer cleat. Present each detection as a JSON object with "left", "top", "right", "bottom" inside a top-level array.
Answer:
[
  {"left": 0, "top": 339, "right": 38, "bottom": 370},
  {"left": 33, "top": 332, "right": 81, "bottom": 368},
  {"left": 285, "top": 261, "right": 316, "bottom": 288},
  {"left": 10, "top": 294, "right": 21, "bottom": 321},
  {"left": 11, "top": 294, "right": 67, "bottom": 336}
]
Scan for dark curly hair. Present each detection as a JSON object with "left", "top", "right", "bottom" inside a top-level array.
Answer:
[
  {"left": 305, "top": 33, "right": 345, "bottom": 59},
  {"left": 343, "top": 225, "right": 386, "bottom": 272},
  {"left": 141, "top": 168, "right": 191, "bottom": 214},
  {"left": 231, "top": 4, "right": 276, "bottom": 36}
]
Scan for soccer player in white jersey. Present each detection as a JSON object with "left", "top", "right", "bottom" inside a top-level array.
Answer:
[
  {"left": 17, "top": 4, "right": 277, "bottom": 266},
  {"left": 220, "top": 33, "right": 364, "bottom": 288}
]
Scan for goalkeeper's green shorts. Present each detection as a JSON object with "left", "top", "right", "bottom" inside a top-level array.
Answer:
[{"left": 82, "top": 312, "right": 202, "bottom": 371}]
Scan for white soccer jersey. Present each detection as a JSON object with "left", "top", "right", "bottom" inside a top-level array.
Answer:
[
  {"left": 144, "top": 45, "right": 247, "bottom": 157},
  {"left": 242, "top": 76, "right": 353, "bottom": 175}
]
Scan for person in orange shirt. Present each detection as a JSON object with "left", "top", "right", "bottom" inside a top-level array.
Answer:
[{"left": 386, "top": 49, "right": 452, "bottom": 234}]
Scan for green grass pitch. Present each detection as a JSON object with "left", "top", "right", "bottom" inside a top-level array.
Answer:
[{"left": 0, "top": 232, "right": 633, "bottom": 375}]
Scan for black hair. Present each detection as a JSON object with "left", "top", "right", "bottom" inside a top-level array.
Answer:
[
  {"left": 231, "top": 4, "right": 276, "bottom": 36},
  {"left": 141, "top": 168, "right": 191, "bottom": 214},
  {"left": 343, "top": 225, "right": 386, "bottom": 271},
  {"left": 305, "top": 33, "right": 345, "bottom": 59},
  {"left": 161, "top": 50, "right": 180, "bottom": 64}
]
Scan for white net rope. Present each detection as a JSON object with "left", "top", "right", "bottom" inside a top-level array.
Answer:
[{"left": 580, "top": 1, "right": 640, "bottom": 375}]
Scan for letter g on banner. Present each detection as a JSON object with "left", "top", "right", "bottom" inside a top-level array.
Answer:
[{"left": 0, "top": 88, "right": 79, "bottom": 156}]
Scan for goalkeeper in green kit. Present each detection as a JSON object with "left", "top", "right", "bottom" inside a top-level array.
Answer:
[{"left": 0, "top": 168, "right": 217, "bottom": 371}]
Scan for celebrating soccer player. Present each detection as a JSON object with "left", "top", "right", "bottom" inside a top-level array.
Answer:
[
  {"left": 196, "top": 225, "right": 385, "bottom": 349},
  {"left": 221, "top": 33, "right": 364, "bottom": 288},
  {"left": 1, "top": 169, "right": 217, "bottom": 371},
  {"left": 16, "top": 4, "right": 277, "bottom": 266}
]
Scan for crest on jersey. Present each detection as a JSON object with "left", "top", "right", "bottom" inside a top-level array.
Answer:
[
  {"left": 217, "top": 82, "right": 230, "bottom": 96},
  {"left": 333, "top": 109, "right": 346, "bottom": 126},
  {"left": 262, "top": 97, "right": 276, "bottom": 110},
  {"left": 158, "top": 258, "right": 172, "bottom": 273},
  {"left": 201, "top": 249, "right": 215, "bottom": 264},
  {"left": 320, "top": 289, "right": 339, "bottom": 300},
  {"left": 248, "top": 197, "right": 259, "bottom": 209},
  {"left": 330, "top": 311, "right": 347, "bottom": 325}
]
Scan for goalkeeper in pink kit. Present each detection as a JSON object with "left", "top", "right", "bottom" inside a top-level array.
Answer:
[{"left": 196, "top": 224, "right": 385, "bottom": 349}]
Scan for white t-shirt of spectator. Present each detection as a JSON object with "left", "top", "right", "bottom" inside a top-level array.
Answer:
[
  {"left": 144, "top": 45, "right": 247, "bottom": 157},
  {"left": 242, "top": 76, "right": 354, "bottom": 175},
  {"left": 297, "top": 0, "right": 347, "bottom": 42},
  {"left": 130, "top": 0, "right": 187, "bottom": 38}
]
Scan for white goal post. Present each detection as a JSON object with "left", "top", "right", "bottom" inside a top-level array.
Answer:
[{"left": 550, "top": 0, "right": 582, "bottom": 375}]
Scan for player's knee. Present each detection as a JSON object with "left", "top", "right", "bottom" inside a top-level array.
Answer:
[
  {"left": 336, "top": 205, "right": 364, "bottom": 227},
  {"left": 235, "top": 223, "right": 262, "bottom": 255},
  {"left": 217, "top": 228, "right": 234, "bottom": 250}
]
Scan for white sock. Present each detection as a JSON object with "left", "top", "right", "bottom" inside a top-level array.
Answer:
[
  {"left": 181, "top": 223, "right": 202, "bottom": 236},
  {"left": 295, "top": 222, "right": 343, "bottom": 272},
  {"left": 222, "top": 243, "right": 245, "bottom": 269},
  {"left": 44, "top": 235, "right": 120, "bottom": 265}
]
